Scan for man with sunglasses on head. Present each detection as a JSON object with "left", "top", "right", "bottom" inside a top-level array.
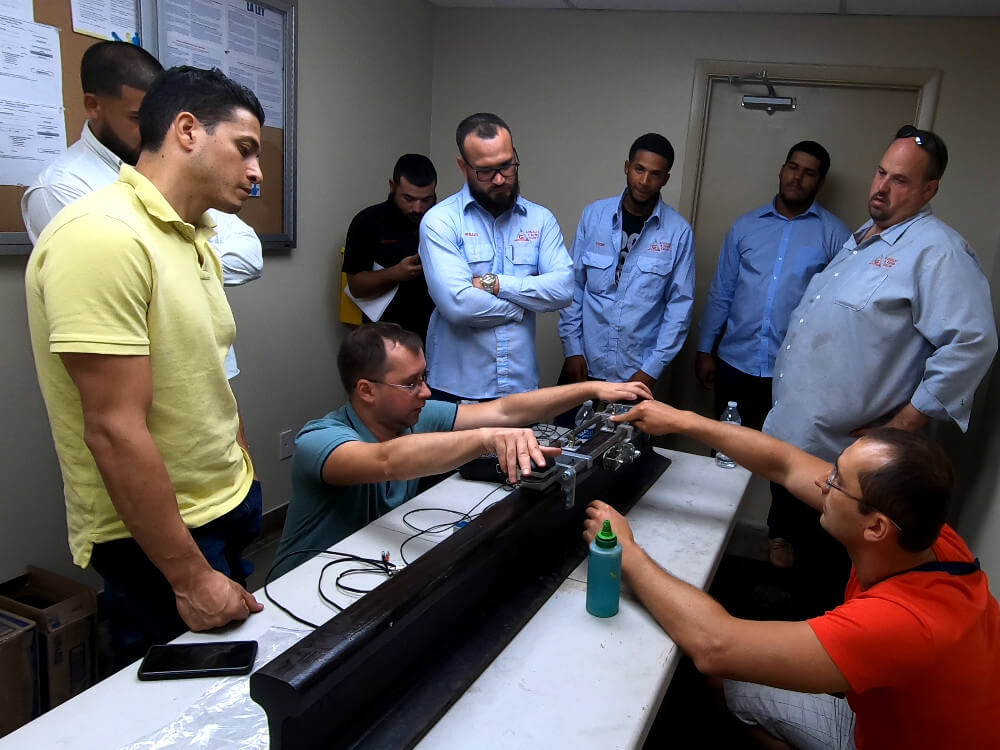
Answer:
[
  {"left": 558, "top": 133, "right": 696, "bottom": 393},
  {"left": 587, "top": 399, "right": 999, "bottom": 750},
  {"left": 418, "top": 113, "right": 573, "bottom": 402},
  {"left": 760, "top": 126, "right": 997, "bottom": 614},
  {"left": 272, "top": 323, "right": 651, "bottom": 576}
]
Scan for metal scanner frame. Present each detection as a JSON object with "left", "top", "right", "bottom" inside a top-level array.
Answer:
[{"left": 251, "top": 418, "right": 668, "bottom": 749}]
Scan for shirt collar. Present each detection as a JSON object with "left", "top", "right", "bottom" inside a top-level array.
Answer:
[
  {"left": 81, "top": 121, "right": 124, "bottom": 174},
  {"left": 612, "top": 188, "right": 665, "bottom": 229},
  {"left": 117, "top": 164, "right": 217, "bottom": 237},
  {"left": 854, "top": 206, "right": 933, "bottom": 248},
  {"left": 460, "top": 181, "right": 527, "bottom": 217},
  {"left": 758, "top": 196, "right": 821, "bottom": 220}
]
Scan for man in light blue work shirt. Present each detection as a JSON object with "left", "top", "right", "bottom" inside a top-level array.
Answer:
[
  {"left": 558, "top": 133, "right": 695, "bottom": 391},
  {"left": 763, "top": 126, "right": 997, "bottom": 614},
  {"left": 696, "top": 141, "right": 849, "bottom": 433},
  {"left": 419, "top": 113, "right": 573, "bottom": 401}
]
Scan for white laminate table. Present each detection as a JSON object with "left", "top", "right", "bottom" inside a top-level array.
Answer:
[{"left": 0, "top": 449, "right": 749, "bottom": 750}]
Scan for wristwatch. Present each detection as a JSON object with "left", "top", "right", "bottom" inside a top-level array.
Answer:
[{"left": 481, "top": 273, "right": 498, "bottom": 295}]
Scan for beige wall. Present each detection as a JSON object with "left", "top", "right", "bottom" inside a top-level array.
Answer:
[
  {"left": 4, "top": 3, "right": 1000, "bottom": 583},
  {"left": 0, "top": 0, "right": 434, "bottom": 582},
  {"left": 429, "top": 9, "right": 1000, "bottom": 567}
]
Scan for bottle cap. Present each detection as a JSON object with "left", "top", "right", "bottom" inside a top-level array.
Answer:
[
  {"left": 595, "top": 519, "right": 618, "bottom": 549},
  {"left": 727, "top": 401, "right": 737, "bottom": 407}
]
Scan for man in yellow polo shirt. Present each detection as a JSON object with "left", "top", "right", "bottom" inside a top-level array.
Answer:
[{"left": 26, "top": 66, "right": 265, "bottom": 666}]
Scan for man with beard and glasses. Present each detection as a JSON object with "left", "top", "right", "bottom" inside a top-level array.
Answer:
[
  {"left": 558, "top": 133, "right": 695, "bottom": 393},
  {"left": 418, "top": 112, "right": 573, "bottom": 402},
  {"left": 695, "top": 141, "right": 850, "bottom": 569},
  {"left": 760, "top": 126, "right": 996, "bottom": 615},
  {"left": 343, "top": 154, "right": 438, "bottom": 341},
  {"left": 22, "top": 41, "right": 263, "bottom": 388}
]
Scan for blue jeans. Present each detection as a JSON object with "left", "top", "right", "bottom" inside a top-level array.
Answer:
[{"left": 91, "top": 480, "right": 262, "bottom": 669}]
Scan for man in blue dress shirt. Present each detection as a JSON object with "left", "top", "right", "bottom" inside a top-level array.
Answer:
[
  {"left": 419, "top": 113, "right": 574, "bottom": 401},
  {"left": 558, "top": 133, "right": 696, "bottom": 391},
  {"left": 696, "top": 141, "right": 850, "bottom": 568},
  {"left": 763, "top": 126, "right": 997, "bottom": 611}
]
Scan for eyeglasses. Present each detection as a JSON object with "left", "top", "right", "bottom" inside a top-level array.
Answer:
[
  {"left": 825, "top": 467, "right": 903, "bottom": 532},
  {"left": 895, "top": 125, "right": 948, "bottom": 178},
  {"left": 466, "top": 160, "right": 519, "bottom": 183},
  {"left": 465, "top": 147, "right": 520, "bottom": 182},
  {"left": 366, "top": 371, "right": 429, "bottom": 393}
]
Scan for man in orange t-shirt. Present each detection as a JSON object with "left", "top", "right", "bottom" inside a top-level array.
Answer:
[{"left": 584, "top": 400, "right": 1000, "bottom": 750}]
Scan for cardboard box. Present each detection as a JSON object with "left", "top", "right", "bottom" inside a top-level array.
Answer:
[
  {"left": 0, "top": 567, "right": 97, "bottom": 711},
  {"left": 0, "top": 608, "right": 40, "bottom": 738}
]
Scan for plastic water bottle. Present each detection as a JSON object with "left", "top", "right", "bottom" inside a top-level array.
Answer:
[
  {"left": 586, "top": 520, "right": 622, "bottom": 617},
  {"left": 715, "top": 401, "right": 741, "bottom": 469}
]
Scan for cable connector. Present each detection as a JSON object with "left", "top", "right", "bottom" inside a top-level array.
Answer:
[{"left": 381, "top": 550, "right": 395, "bottom": 575}]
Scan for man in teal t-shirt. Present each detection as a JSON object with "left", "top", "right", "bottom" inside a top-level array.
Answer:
[{"left": 274, "top": 322, "right": 651, "bottom": 576}]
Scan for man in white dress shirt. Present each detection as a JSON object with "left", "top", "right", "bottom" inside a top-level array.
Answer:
[{"left": 22, "top": 41, "right": 263, "bottom": 384}]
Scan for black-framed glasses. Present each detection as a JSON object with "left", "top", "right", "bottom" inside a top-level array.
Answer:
[
  {"left": 467, "top": 160, "right": 519, "bottom": 183},
  {"left": 825, "top": 467, "right": 903, "bottom": 532},
  {"left": 895, "top": 125, "right": 948, "bottom": 177},
  {"left": 465, "top": 147, "right": 520, "bottom": 182},
  {"left": 366, "top": 371, "right": 429, "bottom": 393}
]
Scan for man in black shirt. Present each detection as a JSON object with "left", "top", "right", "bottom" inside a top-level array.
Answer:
[{"left": 344, "top": 154, "right": 438, "bottom": 340}]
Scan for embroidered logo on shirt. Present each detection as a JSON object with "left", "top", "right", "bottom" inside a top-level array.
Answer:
[
  {"left": 869, "top": 255, "right": 897, "bottom": 268},
  {"left": 464, "top": 232, "right": 479, "bottom": 238},
  {"left": 649, "top": 241, "right": 672, "bottom": 252},
  {"left": 515, "top": 229, "right": 540, "bottom": 241}
]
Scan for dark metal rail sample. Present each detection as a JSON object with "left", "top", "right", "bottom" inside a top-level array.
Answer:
[{"left": 250, "top": 451, "right": 670, "bottom": 750}]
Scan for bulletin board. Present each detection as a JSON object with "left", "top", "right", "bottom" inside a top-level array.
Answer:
[{"left": 0, "top": 0, "right": 296, "bottom": 253}]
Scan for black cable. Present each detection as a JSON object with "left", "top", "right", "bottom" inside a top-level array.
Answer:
[
  {"left": 264, "top": 481, "right": 518, "bottom": 626},
  {"left": 263, "top": 547, "right": 396, "bottom": 628},
  {"left": 398, "top": 484, "right": 511, "bottom": 565}
]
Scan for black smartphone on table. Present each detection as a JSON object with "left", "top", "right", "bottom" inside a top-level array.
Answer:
[{"left": 137, "top": 640, "right": 258, "bottom": 681}]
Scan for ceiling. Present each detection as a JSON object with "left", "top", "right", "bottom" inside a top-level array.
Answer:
[{"left": 425, "top": 0, "right": 1000, "bottom": 17}]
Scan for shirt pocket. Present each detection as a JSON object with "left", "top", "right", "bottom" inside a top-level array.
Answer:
[
  {"left": 464, "top": 241, "right": 495, "bottom": 276},
  {"left": 582, "top": 251, "right": 614, "bottom": 294},
  {"left": 834, "top": 271, "right": 888, "bottom": 311},
  {"left": 631, "top": 252, "right": 672, "bottom": 301},
  {"left": 505, "top": 240, "right": 539, "bottom": 277}
]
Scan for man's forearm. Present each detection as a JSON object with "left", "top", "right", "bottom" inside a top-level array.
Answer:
[
  {"left": 623, "top": 541, "right": 735, "bottom": 672},
  {"left": 326, "top": 426, "right": 552, "bottom": 486},
  {"left": 86, "top": 424, "right": 211, "bottom": 588},
  {"left": 347, "top": 268, "right": 399, "bottom": 298},
  {"left": 491, "top": 381, "right": 602, "bottom": 426},
  {"left": 886, "top": 402, "right": 930, "bottom": 432},
  {"left": 377, "top": 429, "right": 499, "bottom": 479}
]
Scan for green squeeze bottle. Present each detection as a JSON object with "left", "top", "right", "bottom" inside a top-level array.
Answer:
[{"left": 586, "top": 520, "right": 622, "bottom": 617}]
